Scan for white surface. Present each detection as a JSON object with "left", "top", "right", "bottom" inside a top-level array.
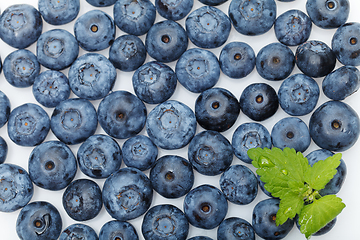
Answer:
[{"left": 0, "top": 0, "right": 359, "bottom": 239}]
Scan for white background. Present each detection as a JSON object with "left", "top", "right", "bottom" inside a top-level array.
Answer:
[{"left": 0, "top": 0, "right": 359, "bottom": 239}]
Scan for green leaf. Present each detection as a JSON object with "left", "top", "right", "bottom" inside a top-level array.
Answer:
[
  {"left": 298, "top": 195, "right": 346, "bottom": 239},
  {"left": 276, "top": 191, "right": 304, "bottom": 226},
  {"left": 304, "top": 153, "right": 342, "bottom": 191}
]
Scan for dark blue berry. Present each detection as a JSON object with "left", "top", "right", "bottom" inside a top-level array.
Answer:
[
  {"left": 86, "top": 0, "right": 117, "bottom": 7},
  {"left": 59, "top": 224, "right": 98, "bottom": 240},
  {"left": 217, "top": 217, "right": 256, "bottom": 240},
  {"left": 38, "top": 0, "right": 80, "bottom": 25},
  {"left": 99, "top": 220, "right": 139, "bottom": 240},
  {"left": 0, "top": 90, "right": 10, "bottom": 128},
  {"left": 155, "top": 0, "right": 193, "bottom": 21},
  {"left": 0, "top": 137, "right": 7, "bottom": 164}
]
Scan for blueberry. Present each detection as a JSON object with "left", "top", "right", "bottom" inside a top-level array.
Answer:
[
  {"left": 68, "top": 53, "right": 117, "bottom": 100},
  {"left": 8, "top": 103, "right": 50, "bottom": 147},
  {"left": 146, "top": 100, "right": 197, "bottom": 150},
  {"left": 38, "top": 0, "right": 80, "bottom": 25},
  {"left": 309, "top": 100, "right": 360, "bottom": 151},
  {"left": 36, "top": 29, "right": 79, "bottom": 71},
  {"left": 0, "top": 90, "right": 10, "bottom": 128},
  {"left": 98, "top": 91, "right": 147, "bottom": 139},
  {"left": 195, "top": 88, "right": 240, "bottom": 132},
  {"left": 0, "top": 136, "right": 7, "bottom": 164},
  {"left": 0, "top": 163, "right": 33, "bottom": 212},
  {"left": 228, "top": 0, "right": 277, "bottom": 36},
  {"left": 274, "top": 9, "right": 312, "bottom": 46},
  {"left": 113, "top": 0, "right": 156, "bottom": 36},
  {"left": 109, "top": 34, "right": 146, "bottom": 72},
  {"left": 252, "top": 198, "right": 294, "bottom": 239},
  {"left": 217, "top": 217, "right": 256, "bottom": 240},
  {"left": 278, "top": 73, "right": 320, "bottom": 116},
  {"left": 155, "top": 0, "right": 193, "bottom": 21},
  {"left": 256, "top": 43, "right": 295, "bottom": 81},
  {"left": 3, "top": 49, "right": 40, "bottom": 88},
  {"left": 86, "top": 0, "right": 117, "bottom": 7},
  {"left": 271, "top": 117, "right": 311, "bottom": 152},
  {"left": 133, "top": 61, "right": 177, "bottom": 104},
  {"left": 102, "top": 167, "right": 153, "bottom": 221},
  {"left": 28, "top": 141, "right": 77, "bottom": 191},
  {"left": 295, "top": 40, "right": 336, "bottom": 78},
  {"left": 0, "top": 4, "right": 42, "bottom": 49},
  {"left": 62, "top": 179, "right": 102, "bottom": 221},
  {"left": 239, "top": 83, "right": 279, "bottom": 121},
  {"left": 332, "top": 22, "right": 360, "bottom": 66},
  {"left": 219, "top": 42, "right": 256, "bottom": 79},
  {"left": 184, "top": 184, "right": 228, "bottom": 229},
  {"left": 150, "top": 155, "right": 194, "bottom": 198},
  {"left": 122, "top": 135, "right": 158, "bottom": 171},
  {"left": 186, "top": 6, "right": 231, "bottom": 48},
  {"left": 175, "top": 48, "right": 220, "bottom": 93},
  {"left": 51, "top": 98, "right": 98, "bottom": 145},
  {"left": 142, "top": 204, "right": 189, "bottom": 240},
  {"left": 199, "top": 0, "right": 228, "bottom": 5},
  {"left": 74, "top": 10, "right": 116, "bottom": 51},
  {"left": 32, "top": 70, "right": 71, "bottom": 108},
  {"left": 99, "top": 220, "right": 139, "bottom": 240},
  {"left": 59, "top": 224, "right": 98, "bottom": 240},
  {"left": 306, "top": 149, "right": 347, "bottom": 195},
  {"left": 257, "top": 174, "right": 275, "bottom": 198},
  {"left": 232, "top": 122, "right": 272, "bottom": 164},
  {"left": 188, "top": 130, "right": 233, "bottom": 176},
  {"left": 77, "top": 134, "right": 122, "bottom": 179},
  {"left": 188, "top": 237, "right": 213, "bottom": 240},
  {"left": 16, "top": 201, "right": 62, "bottom": 240},
  {"left": 306, "top": 0, "right": 349, "bottom": 29}
]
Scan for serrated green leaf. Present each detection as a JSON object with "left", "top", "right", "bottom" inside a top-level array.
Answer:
[
  {"left": 276, "top": 191, "right": 304, "bottom": 226},
  {"left": 304, "top": 153, "right": 342, "bottom": 191},
  {"left": 299, "top": 195, "right": 345, "bottom": 239}
]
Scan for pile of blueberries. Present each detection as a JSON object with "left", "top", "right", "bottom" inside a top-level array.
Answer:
[{"left": 0, "top": 0, "right": 359, "bottom": 239}]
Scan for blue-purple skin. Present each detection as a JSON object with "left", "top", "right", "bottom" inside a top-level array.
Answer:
[
  {"left": 184, "top": 184, "right": 228, "bottom": 229},
  {"left": 176, "top": 48, "right": 220, "bottom": 93},
  {"left": 0, "top": 137, "right": 7, "bottom": 164},
  {"left": 232, "top": 122, "right": 272, "bottom": 164},
  {"left": 113, "top": 0, "right": 156, "bottom": 36},
  {"left": 256, "top": 43, "right": 295, "bottom": 81},
  {"left": 77, "top": 134, "right": 122, "bottom": 179},
  {"left": 0, "top": 90, "right": 10, "bottom": 128},
  {"left": 199, "top": 0, "right": 228, "bottom": 6},
  {"left": 68, "top": 53, "right": 117, "bottom": 100},
  {"left": 278, "top": 73, "right": 320, "bottom": 116},
  {"left": 133, "top": 61, "right": 177, "bottom": 104},
  {"left": 8, "top": 103, "right": 50, "bottom": 147},
  {"left": 252, "top": 198, "right": 294, "bottom": 240},
  {"left": 295, "top": 215, "right": 337, "bottom": 236},
  {"left": 0, "top": 4, "right": 42, "bottom": 49},
  {"left": 74, "top": 10, "right": 116, "bottom": 52},
  {"left": 102, "top": 167, "right": 153, "bottom": 221},
  {"left": 217, "top": 217, "right": 255, "bottom": 240},
  {"left": 296, "top": 40, "right": 336, "bottom": 78},
  {"left": 155, "top": 0, "right": 193, "bottom": 21},
  {"left": 309, "top": 101, "right": 360, "bottom": 152},
  {"left": 38, "top": 0, "right": 80, "bottom": 25},
  {"left": 122, "top": 135, "right": 158, "bottom": 171},
  {"left": 145, "top": 20, "right": 188, "bottom": 63},
  {"left": 274, "top": 9, "right": 312, "bottom": 46},
  {"left": 86, "top": 0, "right": 117, "bottom": 7},
  {"left": 186, "top": 6, "right": 231, "bottom": 48},
  {"left": 271, "top": 117, "right": 311, "bottom": 153},
  {"left": 62, "top": 179, "right": 102, "bottom": 221},
  {"left": 306, "top": 0, "right": 349, "bottom": 29},
  {"left": 16, "top": 201, "right": 62, "bottom": 240},
  {"left": 332, "top": 22, "right": 360, "bottom": 66},
  {"left": 150, "top": 155, "right": 194, "bottom": 198},
  {"left": 188, "top": 130, "right": 233, "bottom": 176},
  {"left": 98, "top": 91, "right": 147, "bottom": 139},
  {"left": 3, "top": 49, "right": 40, "bottom": 88},
  {"left": 228, "top": 0, "right": 276, "bottom": 36},
  {"left": 32, "top": 70, "right": 70, "bottom": 108},
  {"left": 219, "top": 42, "right": 256, "bottom": 79},
  {"left": 323, "top": 66, "right": 360, "bottom": 101},
  {"left": 36, "top": 29, "right": 79, "bottom": 71},
  {"left": 188, "top": 237, "right": 213, "bottom": 240},
  {"left": 59, "top": 224, "right": 98, "bottom": 240},
  {"left": 306, "top": 149, "right": 346, "bottom": 196},
  {"left": 0, "top": 164, "right": 33, "bottom": 212},
  {"left": 50, "top": 98, "right": 98, "bottom": 145},
  {"left": 142, "top": 204, "right": 189, "bottom": 240},
  {"left": 28, "top": 141, "right": 77, "bottom": 191},
  {"left": 109, "top": 34, "right": 146, "bottom": 72},
  {"left": 146, "top": 100, "right": 197, "bottom": 150},
  {"left": 99, "top": 220, "right": 139, "bottom": 240},
  {"left": 195, "top": 88, "right": 240, "bottom": 132}
]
